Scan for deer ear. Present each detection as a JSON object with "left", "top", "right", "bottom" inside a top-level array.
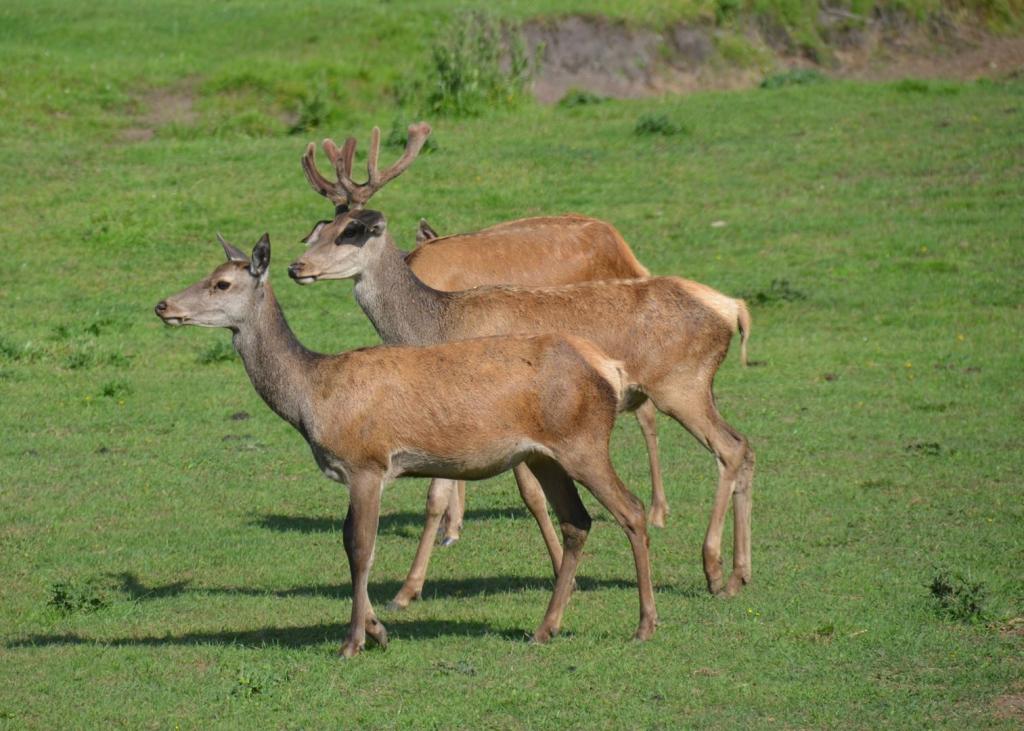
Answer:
[
  {"left": 416, "top": 218, "right": 438, "bottom": 245},
  {"left": 250, "top": 233, "right": 271, "bottom": 280},
  {"left": 217, "top": 233, "right": 249, "bottom": 263}
]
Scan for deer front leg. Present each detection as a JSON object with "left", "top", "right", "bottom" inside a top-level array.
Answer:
[
  {"left": 340, "top": 472, "right": 386, "bottom": 658},
  {"left": 389, "top": 478, "right": 455, "bottom": 610}
]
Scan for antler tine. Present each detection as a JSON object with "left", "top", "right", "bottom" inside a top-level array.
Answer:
[
  {"left": 301, "top": 142, "right": 348, "bottom": 205},
  {"left": 340, "top": 137, "right": 356, "bottom": 180},
  {"left": 324, "top": 137, "right": 360, "bottom": 203},
  {"left": 366, "top": 127, "right": 382, "bottom": 188},
  {"left": 374, "top": 122, "right": 432, "bottom": 189}
]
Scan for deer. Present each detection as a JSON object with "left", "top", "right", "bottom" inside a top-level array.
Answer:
[
  {"left": 154, "top": 233, "right": 657, "bottom": 657},
  {"left": 287, "top": 127, "right": 754, "bottom": 611},
  {"left": 299, "top": 125, "right": 671, "bottom": 557}
]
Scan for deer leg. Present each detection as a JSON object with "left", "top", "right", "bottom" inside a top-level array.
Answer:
[
  {"left": 650, "top": 384, "right": 754, "bottom": 597},
  {"left": 340, "top": 472, "right": 386, "bottom": 658},
  {"left": 563, "top": 452, "right": 657, "bottom": 641},
  {"left": 439, "top": 480, "right": 466, "bottom": 547},
  {"left": 525, "top": 458, "right": 591, "bottom": 643},
  {"left": 726, "top": 444, "right": 755, "bottom": 596},
  {"left": 513, "top": 463, "right": 563, "bottom": 577},
  {"left": 389, "top": 478, "right": 456, "bottom": 610},
  {"left": 634, "top": 400, "right": 668, "bottom": 528}
]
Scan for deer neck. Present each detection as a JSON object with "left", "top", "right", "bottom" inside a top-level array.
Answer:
[
  {"left": 231, "top": 283, "right": 317, "bottom": 431},
  {"left": 352, "top": 236, "right": 449, "bottom": 346}
]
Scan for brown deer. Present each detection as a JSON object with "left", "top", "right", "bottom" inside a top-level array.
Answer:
[
  {"left": 299, "top": 124, "right": 670, "bottom": 553},
  {"left": 154, "top": 234, "right": 657, "bottom": 657},
  {"left": 288, "top": 194, "right": 755, "bottom": 609}
]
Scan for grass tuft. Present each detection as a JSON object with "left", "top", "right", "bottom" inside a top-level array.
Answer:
[
  {"left": 48, "top": 578, "right": 114, "bottom": 614},
  {"left": 634, "top": 113, "right": 688, "bottom": 136},
  {"left": 929, "top": 571, "right": 988, "bottom": 623},
  {"left": 197, "top": 340, "right": 237, "bottom": 365},
  {"left": 558, "top": 89, "right": 607, "bottom": 108},
  {"left": 740, "top": 278, "right": 807, "bottom": 305},
  {"left": 761, "top": 68, "right": 826, "bottom": 89}
]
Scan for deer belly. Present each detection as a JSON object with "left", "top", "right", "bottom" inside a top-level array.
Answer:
[{"left": 389, "top": 439, "right": 553, "bottom": 481}]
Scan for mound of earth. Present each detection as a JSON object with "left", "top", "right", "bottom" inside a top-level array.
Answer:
[{"left": 522, "top": 12, "right": 1024, "bottom": 102}]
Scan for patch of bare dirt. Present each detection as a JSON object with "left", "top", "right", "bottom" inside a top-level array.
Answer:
[
  {"left": 994, "top": 692, "right": 1024, "bottom": 721},
  {"left": 524, "top": 16, "right": 759, "bottom": 102},
  {"left": 119, "top": 80, "right": 199, "bottom": 143},
  {"left": 523, "top": 13, "right": 1024, "bottom": 103}
]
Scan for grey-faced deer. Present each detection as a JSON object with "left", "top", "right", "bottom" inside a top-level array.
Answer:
[
  {"left": 299, "top": 124, "right": 670, "bottom": 551},
  {"left": 288, "top": 205, "right": 755, "bottom": 609},
  {"left": 154, "top": 234, "right": 657, "bottom": 657}
]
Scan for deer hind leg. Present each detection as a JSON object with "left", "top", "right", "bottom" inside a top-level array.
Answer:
[
  {"left": 523, "top": 457, "right": 591, "bottom": 643},
  {"left": 438, "top": 480, "right": 466, "bottom": 547},
  {"left": 650, "top": 383, "right": 755, "bottom": 597},
  {"left": 559, "top": 450, "right": 658, "bottom": 641},
  {"left": 513, "top": 463, "right": 563, "bottom": 577},
  {"left": 634, "top": 399, "right": 668, "bottom": 528},
  {"left": 340, "top": 472, "right": 387, "bottom": 658},
  {"left": 389, "top": 478, "right": 457, "bottom": 610}
]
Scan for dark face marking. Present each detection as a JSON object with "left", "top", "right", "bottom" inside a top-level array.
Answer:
[{"left": 335, "top": 220, "right": 367, "bottom": 246}]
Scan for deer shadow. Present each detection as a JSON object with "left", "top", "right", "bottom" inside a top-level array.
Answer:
[
  {"left": 255, "top": 508, "right": 551, "bottom": 536},
  {"left": 106, "top": 570, "right": 651, "bottom": 603},
  {"left": 7, "top": 617, "right": 517, "bottom": 650},
  {"left": 8, "top": 571, "right": 704, "bottom": 651}
]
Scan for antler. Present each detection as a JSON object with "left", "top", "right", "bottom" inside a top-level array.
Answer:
[{"left": 300, "top": 123, "right": 432, "bottom": 209}]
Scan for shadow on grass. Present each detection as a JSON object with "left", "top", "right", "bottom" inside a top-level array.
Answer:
[
  {"left": 255, "top": 508, "right": 546, "bottom": 535},
  {"left": 107, "top": 571, "right": 665, "bottom": 603},
  {"left": 10, "top": 572, "right": 705, "bottom": 650},
  {"left": 8, "top": 617, "right": 523, "bottom": 650}
]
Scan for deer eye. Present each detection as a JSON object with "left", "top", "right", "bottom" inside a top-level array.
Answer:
[
  {"left": 215, "top": 281, "right": 231, "bottom": 291},
  {"left": 335, "top": 222, "right": 364, "bottom": 245}
]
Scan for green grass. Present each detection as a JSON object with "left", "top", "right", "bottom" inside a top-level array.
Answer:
[{"left": 2, "top": 1, "right": 1023, "bottom": 728}]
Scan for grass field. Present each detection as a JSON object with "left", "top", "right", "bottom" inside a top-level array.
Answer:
[{"left": 2, "top": 1, "right": 1023, "bottom": 728}]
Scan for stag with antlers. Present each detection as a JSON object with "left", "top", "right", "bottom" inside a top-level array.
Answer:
[
  {"left": 298, "top": 123, "right": 680, "bottom": 565},
  {"left": 288, "top": 125, "right": 754, "bottom": 609}
]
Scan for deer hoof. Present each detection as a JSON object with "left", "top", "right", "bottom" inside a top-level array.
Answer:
[
  {"left": 338, "top": 640, "right": 364, "bottom": 659},
  {"left": 647, "top": 505, "right": 668, "bottom": 528},
  {"left": 366, "top": 618, "right": 389, "bottom": 649},
  {"left": 439, "top": 536, "right": 459, "bottom": 548}
]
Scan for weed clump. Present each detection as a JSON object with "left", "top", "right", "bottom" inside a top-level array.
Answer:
[
  {"left": 197, "top": 340, "right": 236, "bottom": 365},
  {"left": 0, "top": 335, "right": 26, "bottom": 362},
  {"left": 99, "top": 379, "right": 132, "bottom": 398},
  {"left": 741, "top": 279, "right": 807, "bottom": 306},
  {"left": 892, "top": 79, "right": 961, "bottom": 95},
  {"left": 48, "top": 578, "right": 113, "bottom": 614},
  {"left": 426, "top": 13, "right": 536, "bottom": 117},
  {"left": 929, "top": 571, "right": 987, "bottom": 623},
  {"left": 384, "top": 118, "right": 438, "bottom": 153},
  {"left": 558, "top": 89, "right": 606, "bottom": 108},
  {"left": 761, "top": 69, "right": 825, "bottom": 89},
  {"left": 634, "top": 113, "right": 688, "bottom": 136},
  {"left": 230, "top": 664, "right": 287, "bottom": 699}
]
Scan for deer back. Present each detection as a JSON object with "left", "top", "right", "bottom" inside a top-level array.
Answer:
[{"left": 406, "top": 215, "right": 649, "bottom": 291}]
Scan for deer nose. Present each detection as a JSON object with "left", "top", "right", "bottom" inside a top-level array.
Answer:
[
  {"left": 287, "top": 263, "right": 303, "bottom": 280},
  {"left": 154, "top": 301, "right": 168, "bottom": 315}
]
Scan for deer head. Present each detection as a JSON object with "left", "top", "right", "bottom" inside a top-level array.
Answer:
[
  {"left": 290, "top": 123, "right": 430, "bottom": 283},
  {"left": 155, "top": 234, "right": 271, "bottom": 328},
  {"left": 289, "top": 208, "right": 391, "bottom": 284}
]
